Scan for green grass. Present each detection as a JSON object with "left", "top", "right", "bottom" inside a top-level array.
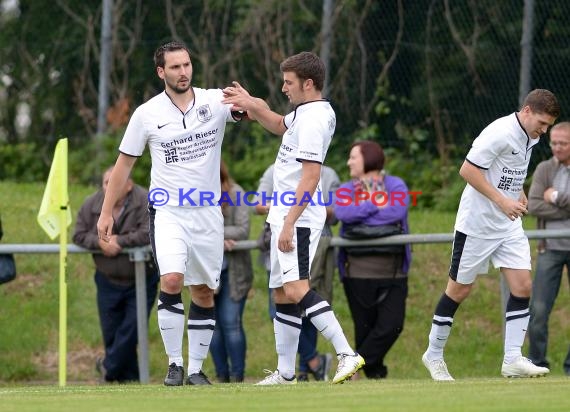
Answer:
[
  {"left": 1, "top": 379, "right": 570, "bottom": 412},
  {"left": 1, "top": 181, "right": 570, "bottom": 390}
]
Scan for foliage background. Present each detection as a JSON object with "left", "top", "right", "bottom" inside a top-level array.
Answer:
[{"left": 1, "top": 0, "right": 569, "bottom": 211}]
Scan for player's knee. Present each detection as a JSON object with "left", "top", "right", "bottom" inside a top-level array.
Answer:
[
  {"left": 282, "top": 282, "right": 309, "bottom": 303},
  {"left": 160, "top": 273, "right": 183, "bottom": 293},
  {"left": 511, "top": 280, "right": 532, "bottom": 297},
  {"left": 282, "top": 287, "right": 301, "bottom": 303},
  {"left": 445, "top": 281, "right": 471, "bottom": 303}
]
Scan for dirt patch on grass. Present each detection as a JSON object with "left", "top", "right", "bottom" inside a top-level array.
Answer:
[{"left": 32, "top": 347, "right": 102, "bottom": 384}]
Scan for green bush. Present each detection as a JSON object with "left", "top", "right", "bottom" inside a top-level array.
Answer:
[
  {"left": 0, "top": 142, "right": 49, "bottom": 182},
  {"left": 68, "top": 133, "right": 152, "bottom": 187}
]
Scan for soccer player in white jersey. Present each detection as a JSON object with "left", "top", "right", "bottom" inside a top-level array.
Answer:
[
  {"left": 222, "top": 51, "right": 364, "bottom": 385},
  {"left": 97, "top": 41, "right": 244, "bottom": 386},
  {"left": 421, "top": 89, "right": 560, "bottom": 381}
]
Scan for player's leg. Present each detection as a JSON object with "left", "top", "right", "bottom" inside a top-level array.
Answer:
[
  {"left": 500, "top": 268, "right": 549, "bottom": 377},
  {"left": 423, "top": 231, "right": 485, "bottom": 381},
  {"left": 298, "top": 236, "right": 333, "bottom": 381},
  {"left": 186, "top": 285, "right": 215, "bottom": 384},
  {"left": 185, "top": 206, "right": 223, "bottom": 385},
  {"left": 256, "top": 227, "right": 300, "bottom": 385},
  {"left": 495, "top": 235, "right": 549, "bottom": 377},
  {"left": 281, "top": 226, "right": 363, "bottom": 384},
  {"left": 151, "top": 206, "right": 187, "bottom": 386}
]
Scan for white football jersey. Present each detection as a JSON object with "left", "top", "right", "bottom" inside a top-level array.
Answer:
[
  {"left": 455, "top": 112, "right": 539, "bottom": 238},
  {"left": 119, "top": 88, "right": 237, "bottom": 207},
  {"left": 267, "top": 100, "right": 336, "bottom": 229}
]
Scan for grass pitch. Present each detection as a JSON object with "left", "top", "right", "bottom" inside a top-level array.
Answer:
[{"left": 1, "top": 378, "right": 569, "bottom": 412}]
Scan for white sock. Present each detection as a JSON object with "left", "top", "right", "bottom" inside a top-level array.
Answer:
[
  {"left": 504, "top": 294, "right": 530, "bottom": 364},
  {"left": 274, "top": 304, "right": 301, "bottom": 379},
  {"left": 504, "top": 310, "right": 529, "bottom": 363},
  {"left": 426, "top": 315, "right": 453, "bottom": 360},
  {"left": 308, "top": 302, "right": 353, "bottom": 355},
  {"left": 157, "top": 291, "right": 185, "bottom": 367},
  {"left": 187, "top": 302, "right": 216, "bottom": 375}
]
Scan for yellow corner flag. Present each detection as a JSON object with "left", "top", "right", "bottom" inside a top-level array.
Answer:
[
  {"left": 37, "top": 137, "right": 71, "bottom": 387},
  {"left": 37, "top": 138, "right": 72, "bottom": 239}
]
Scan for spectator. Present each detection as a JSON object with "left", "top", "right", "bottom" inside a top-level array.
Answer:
[
  {"left": 73, "top": 166, "right": 158, "bottom": 383},
  {"left": 528, "top": 121, "right": 570, "bottom": 375},
  {"left": 334, "top": 140, "right": 411, "bottom": 379},
  {"left": 210, "top": 161, "right": 253, "bottom": 383}
]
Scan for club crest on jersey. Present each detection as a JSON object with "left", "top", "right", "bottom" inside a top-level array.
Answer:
[{"left": 197, "top": 105, "right": 213, "bottom": 123}]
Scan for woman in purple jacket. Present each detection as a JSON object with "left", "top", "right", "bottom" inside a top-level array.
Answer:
[{"left": 334, "top": 140, "right": 411, "bottom": 379}]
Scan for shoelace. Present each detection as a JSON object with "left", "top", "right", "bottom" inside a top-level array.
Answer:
[
  {"left": 167, "top": 365, "right": 180, "bottom": 378},
  {"left": 258, "top": 369, "right": 279, "bottom": 383},
  {"left": 430, "top": 359, "right": 450, "bottom": 375},
  {"left": 337, "top": 354, "right": 352, "bottom": 369}
]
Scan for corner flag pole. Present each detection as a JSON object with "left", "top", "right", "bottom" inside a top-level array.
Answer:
[
  {"left": 59, "top": 200, "right": 67, "bottom": 386},
  {"left": 37, "top": 138, "right": 72, "bottom": 387},
  {"left": 58, "top": 197, "right": 68, "bottom": 387}
]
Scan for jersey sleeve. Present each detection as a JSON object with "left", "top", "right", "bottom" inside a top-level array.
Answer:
[
  {"left": 119, "top": 107, "right": 147, "bottom": 157},
  {"left": 465, "top": 127, "right": 508, "bottom": 170},
  {"left": 296, "top": 114, "right": 327, "bottom": 163},
  {"left": 283, "top": 111, "right": 295, "bottom": 129}
]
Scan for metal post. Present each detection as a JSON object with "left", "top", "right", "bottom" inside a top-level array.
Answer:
[
  {"left": 320, "top": 0, "right": 334, "bottom": 97},
  {"left": 97, "top": 0, "right": 112, "bottom": 136},
  {"left": 130, "top": 247, "right": 150, "bottom": 384},
  {"left": 518, "top": 0, "right": 535, "bottom": 107}
]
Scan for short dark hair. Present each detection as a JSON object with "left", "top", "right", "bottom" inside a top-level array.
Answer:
[
  {"left": 351, "top": 140, "right": 385, "bottom": 173},
  {"left": 154, "top": 41, "right": 190, "bottom": 69},
  {"left": 280, "top": 52, "right": 325, "bottom": 91},
  {"left": 522, "top": 89, "right": 560, "bottom": 118}
]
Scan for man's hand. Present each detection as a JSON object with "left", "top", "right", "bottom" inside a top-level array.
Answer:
[
  {"left": 222, "top": 81, "right": 253, "bottom": 113},
  {"left": 278, "top": 222, "right": 295, "bottom": 253},
  {"left": 98, "top": 235, "right": 121, "bottom": 257},
  {"left": 497, "top": 197, "right": 529, "bottom": 221},
  {"left": 543, "top": 187, "right": 557, "bottom": 204},
  {"left": 223, "top": 81, "right": 270, "bottom": 121},
  {"left": 518, "top": 191, "right": 528, "bottom": 214},
  {"left": 224, "top": 239, "right": 236, "bottom": 251},
  {"left": 97, "top": 212, "right": 114, "bottom": 242}
]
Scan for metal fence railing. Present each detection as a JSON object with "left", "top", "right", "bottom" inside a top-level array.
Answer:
[{"left": 2, "top": 228, "right": 570, "bottom": 384}]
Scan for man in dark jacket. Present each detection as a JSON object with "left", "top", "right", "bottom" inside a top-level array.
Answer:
[
  {"left": 527, "top": 121, "right": 570, "bottom": 375},
  {"left": 73, "top": 167, "right": 158, "bottom": 383}
]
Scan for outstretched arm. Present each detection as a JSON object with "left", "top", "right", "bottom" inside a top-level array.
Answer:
[
  {"left": 97, "top": 153, "right": 137, "bottom": 240},
  {"left": 223, "top": 81, "right": 286, "bottom": 136}
]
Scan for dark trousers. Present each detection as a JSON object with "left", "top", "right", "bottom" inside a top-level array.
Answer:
[
  {"left": 210, "top": 268, "right": 247, "bottom": 381},
  {"left": 343, "top": 276, "right": 408, "bottom": 378},
  {"left": 528, "top": 249, "right": 570, "bottom": 373},
  {"left": 95, "top": 270, "right": 158, "bottom": 382}
]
